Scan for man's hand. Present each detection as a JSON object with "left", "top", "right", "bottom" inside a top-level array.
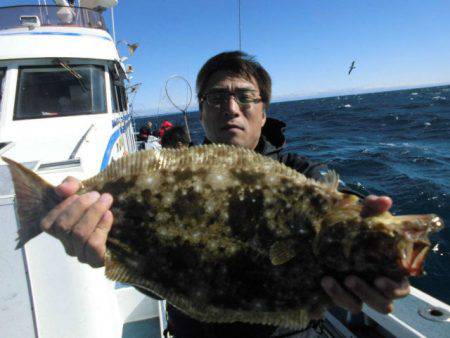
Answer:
[
  {"left": 360, "top": 194, "right": 392, "bottom": 218},
  {"left": 321, "top": 195, "right": 411, "bottom": 315},
  {"left": 40, "top": 177, "right": 113, "bottom": 268}
]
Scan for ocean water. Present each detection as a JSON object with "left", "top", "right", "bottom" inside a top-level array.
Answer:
[{"left": 135, "top": 84, "right": 450, "bottom": 304}]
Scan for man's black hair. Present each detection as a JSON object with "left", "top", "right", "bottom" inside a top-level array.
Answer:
[{"left": 196, "top": 51, "right": 272, "bottom": 111}]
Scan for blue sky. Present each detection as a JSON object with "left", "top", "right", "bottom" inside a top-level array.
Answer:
[{"left": 5, "top": 1, "right": 450, "bottom": 114}]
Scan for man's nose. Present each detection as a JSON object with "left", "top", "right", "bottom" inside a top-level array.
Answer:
[{"left": 222, "top": 94, "right": 241, "bottom": 115}]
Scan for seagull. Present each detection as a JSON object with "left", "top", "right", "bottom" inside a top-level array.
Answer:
[{"left": 348, "top": 61, "right": 356, "bottom": 75}]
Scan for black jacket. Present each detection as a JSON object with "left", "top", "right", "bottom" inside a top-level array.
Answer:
[
  {"left": 142, "top": 118, "right": 363, "bottom": 338},
  {"left": 257, "top": 117, "right": 328, "bottom": 181}
]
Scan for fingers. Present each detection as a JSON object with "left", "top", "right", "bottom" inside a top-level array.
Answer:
[
  {"left": 345, "top": 276, "right": 393, "bottom": 314},
  {"left": 71, "top": 193, "right": 113, "bottom": 264},
  {"left": 85, "top": 210, "right": 114, "bottom": 268},
  {"left": 52, "top": 192, "right": 100, "bottom": 239},
  {"left": 321, "top": 277, "right": 362, "bottom": 314},
  {"left": 40, "top": 188, "right": 113, "bottom": 268},
  {"left": 361, "top": 195, "right": 392, "bottom": 217},
  {"left": 322, "top": 275, "right": 410, "bottom": 315},
  {"left": 52, "top": 192, "right": 100, "bottom": 256},
  {"left": 55, "top": 176, "right": 82, "bottom": 197},
  {"left": 40, "top": 194, "right": 80, "bottom": 256},
  {"left": 40, "top": 195, "right": 80, "bottom": 235},
  {"left": 375, "top": 277, "right": 410, "bottom": 299}
]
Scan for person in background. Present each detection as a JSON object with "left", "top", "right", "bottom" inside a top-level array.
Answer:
[
  {"left": 36, "top": 51, "right": 410, "bottom": 338},
  {"left": 158, "top": 120, "right": 174, "bottom": 138},
  {"left": 138, "top": 120, "right": 157, "bottom": 142},
  {"left": 56, "top": 0, "right": 75, "bottom": 24},
  {"left": 137, "top": 121, "right": 155, "bottom": 150},
  {"left": 137, "top": 125, "right": 149, "bottom": 142},
  {"left": 146, "top": 121, "right": 155, "bottom": 136},
  {"left": 160, "top": 125, "right": 190, "bottom": 149}
]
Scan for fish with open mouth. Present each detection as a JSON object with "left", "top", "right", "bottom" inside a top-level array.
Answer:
[{"left": 2, "top": 144, "right": 443, "bottom": 329}]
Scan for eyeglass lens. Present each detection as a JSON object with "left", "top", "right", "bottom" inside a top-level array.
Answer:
[{"left": 206, "top": 90, "right": 259, "bottom": 106}]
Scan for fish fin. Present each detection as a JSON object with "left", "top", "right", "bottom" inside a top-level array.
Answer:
[
  {"left": 104, "top": 251, "right": 143, "bottom": 285},
  {"left": 320, "top": 170, "right": 340, "bottom": 191},
  {"left": 2, "top": 157, "right": 62, "bottom": 248},
  {"left": 270, "top": 240, "right": 298, "bottom": 265},
  {"left": 105, "top": 252, "right": 311, "bottom": 329}
]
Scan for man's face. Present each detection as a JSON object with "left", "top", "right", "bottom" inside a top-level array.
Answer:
[{"left": 200, "top": 71, "right": 266, "bottom": 150}]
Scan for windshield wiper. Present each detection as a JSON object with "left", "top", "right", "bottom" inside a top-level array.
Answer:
[{"left": 53, "top": 58, "right": 88, "bottom": 92}]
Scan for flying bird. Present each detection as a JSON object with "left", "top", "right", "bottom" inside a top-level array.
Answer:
[{"left": 348, "top": 61, "right": 356, "bottom": 75}]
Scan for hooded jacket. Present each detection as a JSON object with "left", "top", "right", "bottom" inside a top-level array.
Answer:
[{"left": 256, "top": 117, "right": 329, "bottom": 181}]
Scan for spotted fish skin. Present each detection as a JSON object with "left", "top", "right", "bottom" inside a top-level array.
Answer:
[
  {"left": 3, "top": 145, "right": 443, "bottom": 329},
  {"left": 86, "top": 146, "right": 336, "bottom": 313}
]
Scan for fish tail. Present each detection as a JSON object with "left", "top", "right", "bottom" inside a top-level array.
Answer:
[{"left": 2, "top": 157, "right": 63, "bottom": 249}]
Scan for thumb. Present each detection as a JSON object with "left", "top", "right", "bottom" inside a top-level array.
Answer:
[
  {"left": 362, "top": 195, "right": 392, "bottom": 217},
  {"left": 55, "top": 176, "right": 82, "bottom": 197}
]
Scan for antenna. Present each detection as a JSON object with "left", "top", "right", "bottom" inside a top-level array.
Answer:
[
  {"left": 110, "top": 6, "right": 116, "bottom": 42},
  {"left": 238, "top": 0, "right": 242, "bottom": 50}
]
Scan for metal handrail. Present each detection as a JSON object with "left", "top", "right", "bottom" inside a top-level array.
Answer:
[{"left": 0, "top": 5, "right": 107, "bottom": 31}]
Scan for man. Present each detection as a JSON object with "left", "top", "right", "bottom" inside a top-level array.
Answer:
[
  {"left": 137, "top": 125, "right": 150, "bottom": 142},
  {"left": 160, "top": 125, "right": 190, "bottom": 149},
  {"left": 146, "top": 121, "right": 155, "bottom": 135},
  {"left": 41, "top": 51, "right": 409, "bottom": 337},
  {"left": 159, "top": 120, "right": 174, "bottom": 138}
]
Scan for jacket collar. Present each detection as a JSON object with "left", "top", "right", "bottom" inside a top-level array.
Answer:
[{"left": 255, "top": 117, "right": 286, "bottom": 157}]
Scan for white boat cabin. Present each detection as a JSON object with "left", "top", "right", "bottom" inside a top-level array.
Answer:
[{"left": 0, "top": 4, "right": 162, "bottom": 338}]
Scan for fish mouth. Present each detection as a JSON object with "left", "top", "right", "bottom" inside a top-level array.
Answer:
[
  {"left": 399, "top": 240, "right": 430, "bottom": 276},
  {"left": 395, "top": 214, "right": 443, "bottom": 276}
]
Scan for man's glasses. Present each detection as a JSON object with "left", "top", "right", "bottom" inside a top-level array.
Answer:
[{"left": 202, "top": 90, "right": 262, "bottom": 108}]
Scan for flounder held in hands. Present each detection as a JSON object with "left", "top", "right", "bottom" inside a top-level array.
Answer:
[{"left": 3, "top": 144, "right": 443, "bottom": 329}]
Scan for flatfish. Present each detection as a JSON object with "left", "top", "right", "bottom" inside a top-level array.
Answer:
[{"left": 3, "top": 144, "right": 443, "bottom": 329}]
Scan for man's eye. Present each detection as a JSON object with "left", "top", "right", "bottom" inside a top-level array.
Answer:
[
  {"left": 209, "top": 93, "right": 225, "bottom": 102},
  {"left": 237, "top": 93, "right": 255, "bottom": 102}
]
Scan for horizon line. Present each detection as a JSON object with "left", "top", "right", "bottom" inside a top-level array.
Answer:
[{"left": 133, "top": 81, "right": 450, "bottom": 117}]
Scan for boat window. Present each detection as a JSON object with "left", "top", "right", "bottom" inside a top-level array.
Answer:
[
  {"left": 0, "top": 5, "right": 106, "bottom": 30},
  {"left": 0, "top": 68, "right": 5, "bottom": 110},
  {"left": 118, "top": 85, "right": 128, "bottom": 111},
  {"left": 110, "top": 71, "right": 127, "bottom": 113},
  {"left": 14, "top": 65, "right": 106, "bottom": 120},
  {"left": 110, "top": 73, "right": 120, "bottom": 113}
]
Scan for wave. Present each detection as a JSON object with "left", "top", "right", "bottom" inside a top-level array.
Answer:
[
  {"left": 399, "top": 102, "right": 431, "bottom": 109},
  {"left": 432, "top": 96, "right": 447, "bottom": 101}
]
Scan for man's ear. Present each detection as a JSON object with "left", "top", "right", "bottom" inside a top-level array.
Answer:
[
  {"left": 261, "top": 107, "right": 267, "bottom": 127},
  {"left": 199, "top": 103, "right": 203, "bottom": 120}
]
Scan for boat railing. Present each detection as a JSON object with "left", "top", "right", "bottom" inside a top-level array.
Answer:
[{"left": 0, "top": 5, "right": 106, "bottom": 31}]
